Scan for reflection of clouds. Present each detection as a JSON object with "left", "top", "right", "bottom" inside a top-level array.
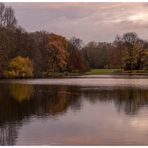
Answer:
[
  {"left": 127, "top": 13, "right": 148, "bottom": 22},
  {"left": 130, "top": 117, "right": 148, "bottom": 130},
  {"left": 5, "top": 3, "right": 148, "bottom": 42},
  {"left": 0, "top": 83, "right": 148, "bottom": 145},
  {"left": 16, "top": 98, "right": 148, "bottom": 145},
  {"left": 130, "top": 118, "right": 148, "bottom": 131},
  {"left": 13, "top": 78, "right": 148, "bottom": 89}
]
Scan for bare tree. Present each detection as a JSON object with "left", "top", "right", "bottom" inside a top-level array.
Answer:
[
  {"left": 122, "top": 32, "right": 138, "bottom": 71},
  {"left": 0, "top": 3, "right": 5, "bottom": 26},
  {"left": 0, "top": 3, "right": 17, "bottom": 28}
]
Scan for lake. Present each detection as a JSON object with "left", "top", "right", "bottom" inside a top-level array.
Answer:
[{"left": 0, "top": 75, "right": 148, "bottom": 145}]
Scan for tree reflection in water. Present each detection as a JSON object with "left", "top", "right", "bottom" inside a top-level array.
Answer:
[
  {"left": 81, "top": 87, "right": 148, "bottom": 115},
  {"left": 0, "top": 83, "right": 147, "bottom": 145}
]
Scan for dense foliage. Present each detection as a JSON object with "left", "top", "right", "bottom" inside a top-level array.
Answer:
[
  {"left": 82, "top": 33, "right": 148, "bottom": 71},
  {"left": 0, "top": 3, "right": 147, "bottom": 78},
  {"left": 4, "top": 56, "right": 33, "bottom": 78}
]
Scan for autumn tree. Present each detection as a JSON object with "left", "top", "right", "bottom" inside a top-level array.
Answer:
[
  {"left": 47, "top": 33, "right": 68, "bottom": 73},
  {"left": 0, "top": 2, "right": 147, "bottom": 78},
  {"left": 4, "top": 56, "right": 33, "bottom": 78},
  {"left": 120, "top": 32, "right": 146, "bottom": 70}
]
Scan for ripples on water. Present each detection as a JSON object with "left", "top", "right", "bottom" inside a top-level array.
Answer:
[{"left": 0, "top": 75, "right": 148, "bottom": 145}]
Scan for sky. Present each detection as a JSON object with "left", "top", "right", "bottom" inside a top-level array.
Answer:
[{"left": 5, "top": 2, "right": 148, "bottom": 43}]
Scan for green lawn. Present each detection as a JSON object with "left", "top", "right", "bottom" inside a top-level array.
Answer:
[
  {"left": 85, "top": 69, "right": 120, "bottom": 75},
  {"left": 85, "top": 69, "right": 148, "bottom": 75}
]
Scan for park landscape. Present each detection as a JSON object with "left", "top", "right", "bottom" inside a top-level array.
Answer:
[{"left": 0, "top": 2, "right": 148, "bottom": 146}]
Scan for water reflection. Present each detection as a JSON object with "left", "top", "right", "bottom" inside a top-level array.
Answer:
[
  {"left": 0, "top": 83, "right": 147, "bottom": 145},
  {"left": 9, "top": 84, "right": 34, "bottom": 102},
  {"left": 0, "top": 123, "right": 18, "bottom": 145},
  {"left": 82, "top": 87, "right": 148, "bottom": 115}
]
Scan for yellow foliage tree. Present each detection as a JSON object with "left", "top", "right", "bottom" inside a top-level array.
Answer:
[{"left": 4, "top": 56, "right": 33, "bottom": 78}]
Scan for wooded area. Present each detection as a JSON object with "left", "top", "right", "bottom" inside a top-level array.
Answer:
[{"left": 0, "top": 3, "right": 147, "bottom": 78}]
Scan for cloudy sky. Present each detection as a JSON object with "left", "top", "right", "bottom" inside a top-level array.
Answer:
[{"left": 5, "top": 3, "right": 148, "bottom": 43}]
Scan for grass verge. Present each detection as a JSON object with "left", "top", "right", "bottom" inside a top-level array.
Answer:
[
  {"left": 85, "top": 69, "right": 148, "bottom": 75},
  {"left": 85, "top": 69, "right": 119, "bottom": 75}
]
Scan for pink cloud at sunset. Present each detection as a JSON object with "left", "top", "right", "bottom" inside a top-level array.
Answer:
[{"left": 5, "top": 2, "right": 148, "bottom": 43}]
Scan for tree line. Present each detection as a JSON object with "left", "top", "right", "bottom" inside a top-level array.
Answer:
[
  {"left": 82, "top": 33, "right": 148, "bottom": 71},
  {"left": 0, "top": 3, "right": 147, "bottom": 78}
]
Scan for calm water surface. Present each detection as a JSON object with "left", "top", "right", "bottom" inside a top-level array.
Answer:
[{"left": 0, "top": 75, "right": 148, "bottom": 145}]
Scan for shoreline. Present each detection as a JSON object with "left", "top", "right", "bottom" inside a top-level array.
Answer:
[
  {"left": 0, "top": 69, "right": 148, "bottom": 80},
  {"left": 0, "top": 73, "right": 148, "bottom": 80}
]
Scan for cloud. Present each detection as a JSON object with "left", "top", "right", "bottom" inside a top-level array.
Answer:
[{"left": 5, "top": 2, "right": 148, "bottom": 43}]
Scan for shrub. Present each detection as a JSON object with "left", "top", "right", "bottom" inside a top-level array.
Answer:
[{"left": 4, "top": 56, "right": 34, "bottom": 78}]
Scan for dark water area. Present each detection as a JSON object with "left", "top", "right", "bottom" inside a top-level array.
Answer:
[{"left": 0, "top": 75, "right": 148, "bottom": 145}]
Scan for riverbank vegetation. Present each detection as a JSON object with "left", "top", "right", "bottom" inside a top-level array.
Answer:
[{"left": 0, "top": 3, "right": 147, "bottom": 78}]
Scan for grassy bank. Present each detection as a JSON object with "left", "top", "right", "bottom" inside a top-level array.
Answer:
[
  {"left": 85, "top": 69, "right": 119, "bottom": 75},
  {"left": 45, "top": 69, "right": 148, "bottom": 78},
  {"left": 85, "top": 69, "right": 148, "bottom": 75}
]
